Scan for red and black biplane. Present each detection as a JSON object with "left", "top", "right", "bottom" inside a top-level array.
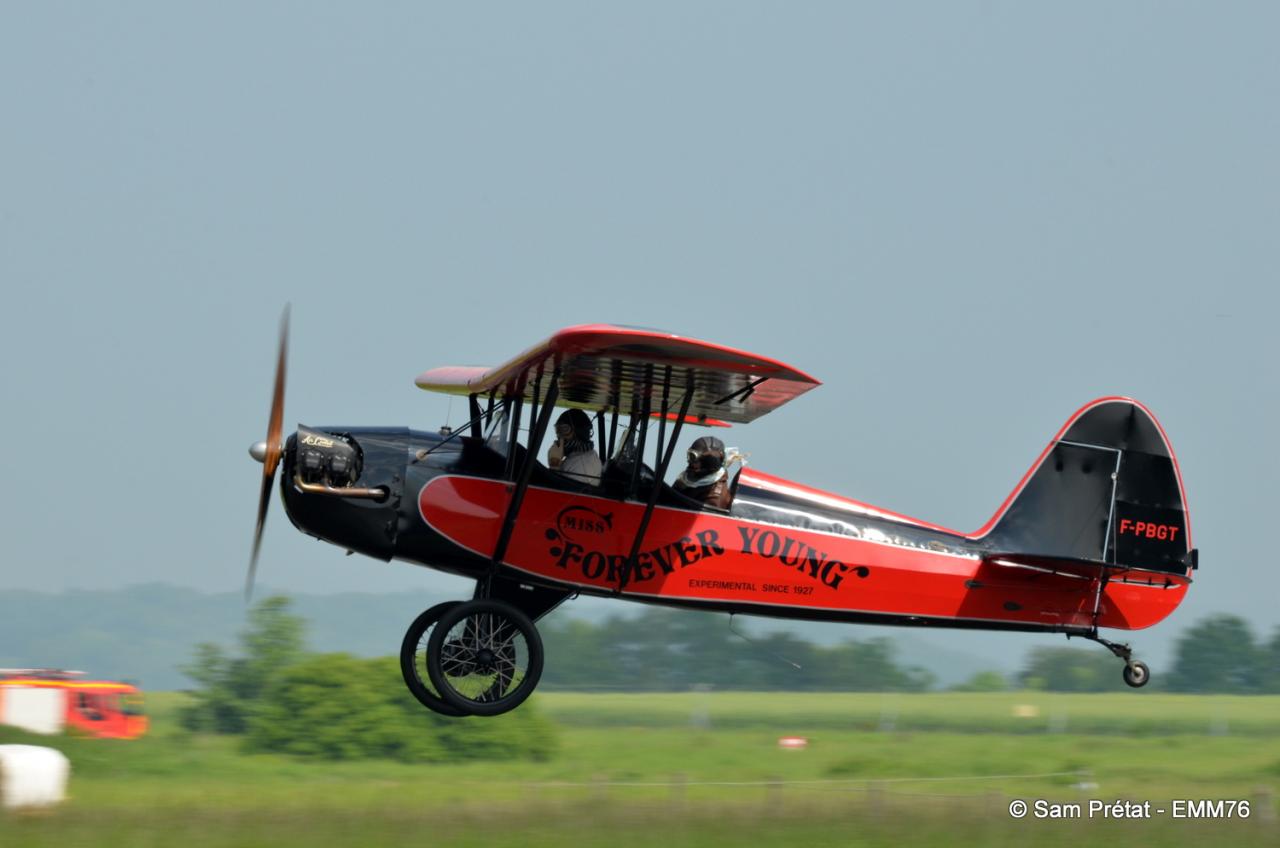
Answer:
[{"left": 248, "top": 317, "right": 1197, "bottom": 716}]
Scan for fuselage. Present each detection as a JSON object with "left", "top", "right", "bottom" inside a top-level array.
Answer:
[{"left": 281, "top": 427, "right": 1188, "bottom": 635}]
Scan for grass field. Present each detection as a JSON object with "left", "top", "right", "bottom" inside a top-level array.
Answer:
[{"left": 4, "top": 691, "right": 1278, "bottom": 847}]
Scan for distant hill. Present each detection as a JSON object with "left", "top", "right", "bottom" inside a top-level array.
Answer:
[
  {"left": 0, "top": 584, "right": 452, "bottom": 690},
  {"left": 1, "top": 584, "right": 1021, "bottom": 690}
]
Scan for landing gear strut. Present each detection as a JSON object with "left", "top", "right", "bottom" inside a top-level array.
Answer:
[{"left": 1074, "top": 631, "right": 1151, "bottom": 689}]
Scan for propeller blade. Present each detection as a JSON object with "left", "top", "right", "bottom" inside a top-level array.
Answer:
[
  {"left": 246, "top": 305, "right": 290, "bottom": 603},
  {"left": 246, "top": 466, "right": 276, "bottom": 602},
  {"left": 264, "top": 305, "right": 289, "bottom": 473}
]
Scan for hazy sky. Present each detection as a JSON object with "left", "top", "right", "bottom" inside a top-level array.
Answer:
[{"left": 2, "top": 4, "right": 1276, "bottom": 667}]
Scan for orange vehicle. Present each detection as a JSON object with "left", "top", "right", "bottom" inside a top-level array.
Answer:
[{"left": 0, "top": 669, "right": 147, "bottom": 740}]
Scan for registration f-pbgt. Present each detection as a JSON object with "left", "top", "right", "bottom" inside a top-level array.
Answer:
[{"left": 248, "top": 318, "right": 1198, "bottom": 716}]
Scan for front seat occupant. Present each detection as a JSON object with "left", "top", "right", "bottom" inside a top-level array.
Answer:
[
  {"left": 674, "top": 436, "right": 733, "bottom": 510},
  {"left": 548, "top": 408, "right": 602, "bottom": 486}
]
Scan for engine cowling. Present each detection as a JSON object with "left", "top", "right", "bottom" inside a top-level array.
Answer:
[{"left": 295, "top": 426, "right": 362, "bottom": 488}]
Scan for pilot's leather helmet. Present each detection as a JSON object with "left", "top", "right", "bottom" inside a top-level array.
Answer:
[
  {"left": 687, "top": 436, "right": 726, "bottom": 476},
  {"left": 556, "top": 408, "right": 594, "bottom": 443}
]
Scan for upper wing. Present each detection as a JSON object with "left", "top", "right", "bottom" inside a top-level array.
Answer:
[{"left": 415, "top": 323, "right": 821, "bottom": 425}]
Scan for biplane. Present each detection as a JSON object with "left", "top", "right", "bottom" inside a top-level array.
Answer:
[{"left": 248, "top": 317, "right": 1197, "bottom": 716}]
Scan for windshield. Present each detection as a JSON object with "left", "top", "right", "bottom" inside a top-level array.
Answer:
[
  {"left": 484, "top": 404, "right": 511, "bottom": 454},
  {"left": 122, "top": 692, "right": 145, "bottom": 716}
]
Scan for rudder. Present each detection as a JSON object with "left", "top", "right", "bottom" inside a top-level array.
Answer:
[{"left": 978, "top": 398, "right": 1194, "bottom": 575}]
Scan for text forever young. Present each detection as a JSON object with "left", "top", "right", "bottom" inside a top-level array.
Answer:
[{"left": 546, "top": 519, "right": 856, "bottom": 590}]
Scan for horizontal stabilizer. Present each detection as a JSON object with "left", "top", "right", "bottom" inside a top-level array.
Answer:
[{"left": 984, "top": 551, "right": 1195, "bottom": 585}]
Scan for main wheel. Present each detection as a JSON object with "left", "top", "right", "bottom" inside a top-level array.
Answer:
[
  {"left": 1123, "top": 660, "right": 1150, "bottom": 688},
  {"left": 400, "top": 602, "right": 470, "bottom": 717},
  {"left": 426, "top": 599, "right": 544, "bottom": 717}
]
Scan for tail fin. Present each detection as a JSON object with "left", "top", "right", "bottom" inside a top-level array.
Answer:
[{"left": 979, "top": 398, "right": 1195, "bottom": 575}]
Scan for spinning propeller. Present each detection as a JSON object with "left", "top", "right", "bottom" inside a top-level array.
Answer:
[{"left": 246, "top": 305, "right": 290, "bottom": 602}]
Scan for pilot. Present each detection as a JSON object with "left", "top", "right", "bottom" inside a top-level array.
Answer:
[
  {"left": 548, "top": 408, "right": 602, "bottom": 486},
  {"left": 673, "top": 436, "right": 733, "bottom": 510}
]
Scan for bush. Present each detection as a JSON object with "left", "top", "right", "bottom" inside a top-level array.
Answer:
[
  {"left": 246, "top": 654, "right": 558, "bottom": 762},
  {"left": 541, "top": 608, "right": 936, "bottom": 691},
  {"left": 1017, "top": 647, "right": 1122, "bottom": 692},
  {"left": 950, "top": 671, "right": 1007, "bottom": 692},
  {"left": 181, "top": 596, "right": 305, "bottom": 734}
]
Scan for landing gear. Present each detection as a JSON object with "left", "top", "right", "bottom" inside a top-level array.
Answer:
[
  {"left": 1074, "top": 632, "right": 1152, "bottom": 689},
  {"left": 400, "top": 602, "right": 470, "bottom": 716},
  {"left": 426, "top": 599, "right": 544, "bottom": 716}
]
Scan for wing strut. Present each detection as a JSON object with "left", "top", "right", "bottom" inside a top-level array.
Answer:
[
  {"left": 619, "top": 368, "right": 693, "bottom": 592},
  {"left": 654, "top": 366, "right": 672, "bottom": 465},
  {"left": 713, "top": 376, "right": 767, "bottom": 406},
  {"left": 627, "top": 364, "right": 654, "bottom": 498},
  {"left": 502, "top": 393, "right": 524, "bottom": 479},
  {"left": 414, "top": 400, "right": 497, "bottom": 462},
  {"left": 490, "top": 369, "right": 560, "bottom": 573},
  {"left": 468, "top": 394, "right": 483, "bottom": 439},
  {"left": 594, "top": 411, "right": 607, "bottom": 463}
]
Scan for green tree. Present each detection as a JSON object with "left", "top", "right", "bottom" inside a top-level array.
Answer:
[
  {"left": 1167, "top": 614, "right": 1262, "bottom": 693},
  {"left": 181, "top": 596, "right": 306, "bottom": 733},
  {"left": 246, "top": 654, "right": 558, "bottom": 762},
  {"left": 541, "top": 609, "right": 936, "bottom": 692},
  {"left": 820, "top": 637, "right": 935, "bottom": 692},
  {"left": 951, "top": 670, "right": 1008, "bottom": 692},
  {"left": 1263, "top": 627, "right": 1280, "bottom": 694},
  {"left": 749, "top": 631, "right": 822, "bottom": 690},
  {"left": 1018, "top": 647, "right": 1122, "bottom": 692},
  {"left": 540, "top": 618, "right": 617, "bottom": 689}
]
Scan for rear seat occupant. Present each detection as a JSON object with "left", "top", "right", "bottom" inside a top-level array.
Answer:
[
  {"left": 548, "top": 408, "right": 602, "bottom": 486},
  {"left": 674, "top": 436, "right": 733, "bottom": 510}
]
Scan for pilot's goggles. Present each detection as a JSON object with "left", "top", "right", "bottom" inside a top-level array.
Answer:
[{"left": 688, "top": 448, "right": 723, "bottom": 466}]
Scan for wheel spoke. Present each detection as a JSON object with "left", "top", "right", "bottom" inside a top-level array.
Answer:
[
  {"left": 493, "top": 662, "right": 514, "bottom": 694},
  {"left": 441, "top": 656, "right": 475, "bottom": 677}
]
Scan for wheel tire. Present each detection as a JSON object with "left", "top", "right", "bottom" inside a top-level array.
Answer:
[
  {"left": 1123, "top": 660, "right": 1150, "bottom": 688},
  {"left": 426, "top": 599, "right": 544, "bottom": 717},
  {"left": 399, "top": 602, "right": 470, "bottom": 717}
]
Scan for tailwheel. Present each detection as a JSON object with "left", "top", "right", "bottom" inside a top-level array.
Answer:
[
  {"left": 426, "top": 599, "right": 544, "bottom": 717},
  {"left": 1075, "top": 632, "right": 1152, "bottom": 690},
  {"left": 1123, "top": 660, "right": 1151, "bottom": 689},
  {"left": 400, "top": 602, "right": 470, "bottom": 717}
]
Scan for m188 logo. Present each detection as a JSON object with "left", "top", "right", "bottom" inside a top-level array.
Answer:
[{"left": 556, "top": 506, "right": 613, "bottom": 540}]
